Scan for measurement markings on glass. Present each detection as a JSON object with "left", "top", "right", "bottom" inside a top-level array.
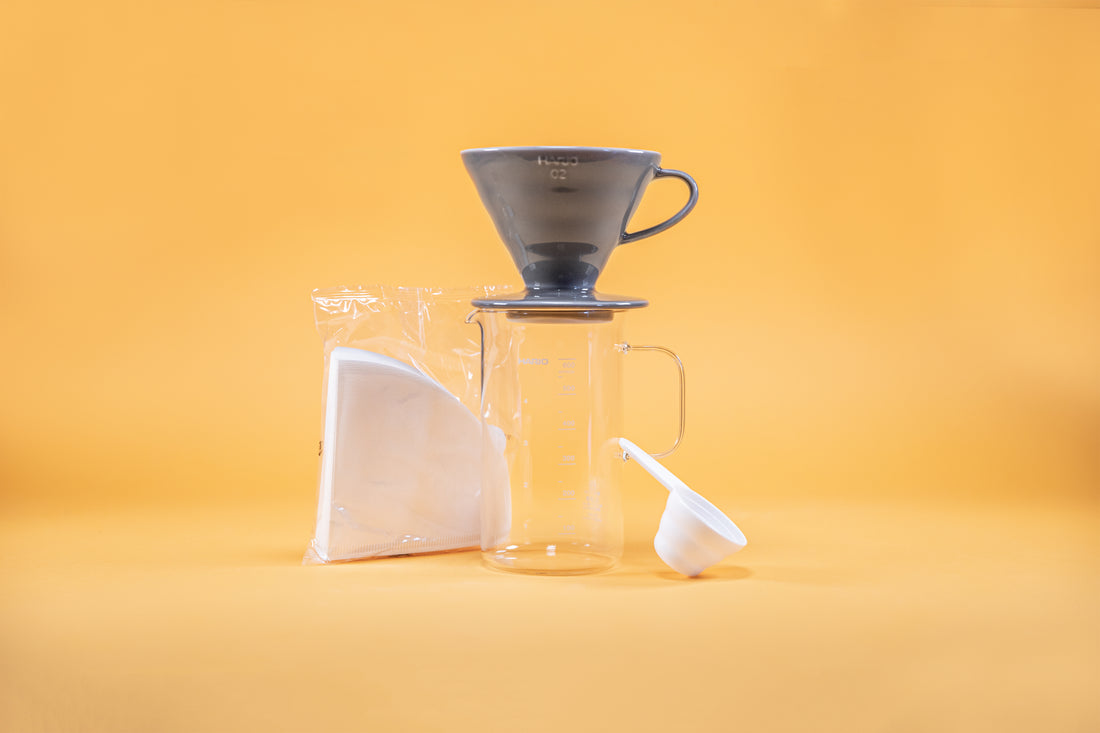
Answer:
[
  {"left": 555, "top": 355, "right": 581, "bottom": 532},
  {"left": 558, "top": 356, "right": 578, "bottom": 396}
]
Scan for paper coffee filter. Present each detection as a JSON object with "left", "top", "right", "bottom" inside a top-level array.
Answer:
[{"left": 310, "top": 347, "right": 486, "bottom": 562}]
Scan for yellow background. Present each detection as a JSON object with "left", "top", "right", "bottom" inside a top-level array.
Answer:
[{"left": 1, "top": 1, "right": 1097, "bottom": 731}]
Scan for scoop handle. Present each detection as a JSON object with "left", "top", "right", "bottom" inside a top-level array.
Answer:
[{"left": 619, "top": 438, "right": 691, "bottom": 494}]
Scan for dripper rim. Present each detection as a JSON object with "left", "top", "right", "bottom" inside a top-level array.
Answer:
[{"left": 460, "top": 145, "right": 660, "bottom": 157}]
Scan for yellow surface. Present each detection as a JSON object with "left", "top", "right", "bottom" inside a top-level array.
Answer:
[
  {"left": 1, "top": 497, "right": 1097, "bottom": 731},
  {"left": 1, "top": 1, "right": 1098, "bottom": 731}
]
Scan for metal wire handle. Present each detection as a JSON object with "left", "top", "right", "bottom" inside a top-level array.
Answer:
[{"left": 619, "top": 343, "right": 686, "bottom": 458}]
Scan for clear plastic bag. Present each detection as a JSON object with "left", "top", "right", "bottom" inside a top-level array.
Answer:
[{"left": 305, "top": 285, "right": 510, "bottom": 564}]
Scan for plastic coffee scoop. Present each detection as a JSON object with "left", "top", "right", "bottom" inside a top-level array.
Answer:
[{"left": 619, "top": 438, "right": 747, "bottom": 577}]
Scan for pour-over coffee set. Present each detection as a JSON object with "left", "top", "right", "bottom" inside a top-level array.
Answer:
[{"left": 319, "top": 146, "right": 746, "bottom": 577}]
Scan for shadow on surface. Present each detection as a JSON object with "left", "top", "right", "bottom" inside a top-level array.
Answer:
[
  {"left": 655, "top": 565, "right": 754, "bottom": 582},
  {"left": 591, "top": 564, "right": 754, "bottom": 588},
  {"left": 250, "top": 545, "right": 313, "bottom": 566},
  {"left": 243, "top": 543, "right": 483, "bottom": 570}
]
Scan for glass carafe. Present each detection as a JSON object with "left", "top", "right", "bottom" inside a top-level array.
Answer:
[{"left": 469, "top": 308, "right": 684, "bottom": 575}]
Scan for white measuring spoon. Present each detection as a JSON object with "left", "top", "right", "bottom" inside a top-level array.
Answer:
[{"left": 619, "top": 438, "right": 747, "bottom": 577}]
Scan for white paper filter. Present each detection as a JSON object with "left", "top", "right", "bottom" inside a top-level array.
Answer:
[{"left": 312, "top": 347, "right": 484, "bottom": 562}]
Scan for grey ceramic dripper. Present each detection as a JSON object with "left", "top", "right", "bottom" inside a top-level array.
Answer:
[{"left": 462, "top": 146, "right": 698, "bottom": 309}]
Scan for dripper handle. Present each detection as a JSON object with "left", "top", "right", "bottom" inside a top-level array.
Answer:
[{"left": 620, "top": 168, "right": 699, "bottom": 245}]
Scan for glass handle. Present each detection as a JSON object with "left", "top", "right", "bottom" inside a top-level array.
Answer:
[
  {"left": 620, "top": 343, "right": 686, "bottom": 458},
  {"left": 465, "top": 309, "right": 485, "bottom": 403}
]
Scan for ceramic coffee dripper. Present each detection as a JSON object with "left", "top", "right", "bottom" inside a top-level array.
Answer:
[{"left": 462, "top": 146, "right": 698, "bottom": 309}]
